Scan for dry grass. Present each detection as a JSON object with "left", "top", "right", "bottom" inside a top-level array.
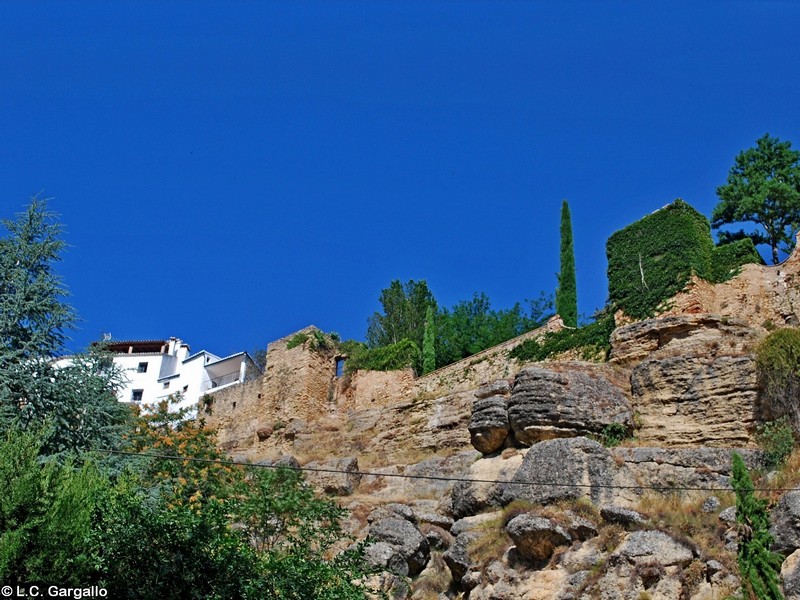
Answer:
[
  {"left": 755, "top": 446, "right": 800, "bottom": 503},
  {"left": 468, "top": 514, "right": 513, "bottom": 568},
  {"left": 636, "top": 491, "right": 736, "bottom": 568}
]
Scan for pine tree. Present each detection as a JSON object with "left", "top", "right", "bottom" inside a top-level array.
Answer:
[
  {"left": 556, "top": 200, "right": 578, "bottom": 327},
  {"left": 731, "top": 452, "right": 784, "bottom": 599},
  {"left": 422, "top": 305, "right": 435, "bottom": 374}
]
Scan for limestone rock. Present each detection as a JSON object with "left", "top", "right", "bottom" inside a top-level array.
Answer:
[
  {"left": 600, "top": 505, "right": 648, "bottom": 526},
  {"left": 505, "top": 514, "right": 571, "bottom": 563},
  {"left": 501, "top": 437, "right": 619, "bottom": 507},
  {"left": 783, "top": 549, "right": 800, "bottom": 600},
  {"left": 771, "top": 488, "right": 800, "bottom": 555},
  {"left": 468, "top": 395, "right": 510, "bottom": 454},
  {"left": 443, "top": 532, "right": 479, "bottom": 588},
  {"left": 702, "top": 496, "right": 721, "bottom": 513},
  {"left": 508, "top": 366, "right": 631, "bottom": 445},
  {"left": 451, "top": 511, "right": 503, "bottom": 536},
  {"left": 719, "top": 506, "right": 737, "bottom": 525},
  {"left": 368, "top": 517, "right": 430, "bottom": 576},
  {"left": 364, "top": 541, "right": 409, "bottom": 576},
  {"left": 611, "top": 530, "right": 694, "bottom": 568},
  {"left": 304, "top": 456, "right": 361, "bottom": 495},
  {"left": 609, "top": 313, "right": 758, "bottom": 367},
  {"left": 475, "top": 379, "right": 512, "bottom": 400},
  {"left": 630, "top": 355, "right": 758, "bottom": 447},
  {"left": 451, "top": 451, "right": 524, "bottom": 518},
  {"left": 562, "top": 510, "right": 598, "bottom": 541},
  {"left": 368, "top": 503, "right": 417, "bottom": 524}
]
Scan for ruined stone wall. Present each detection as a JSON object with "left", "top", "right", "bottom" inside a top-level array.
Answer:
[
  {"left": 203, "top": 377, "right": 264, "bottom": 451},
  {"left": 334, "top": 368, "right": 415, "bottom": 412},
  {"left": 261, "top": 326, "right": 338, "bottom": 422}
]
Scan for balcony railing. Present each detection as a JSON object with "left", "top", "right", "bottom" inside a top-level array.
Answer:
[{"left": 204, "top": 370, "right": 242, "bottom": 391}]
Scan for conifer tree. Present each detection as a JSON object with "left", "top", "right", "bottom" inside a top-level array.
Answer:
[
  {"left": 422, "top": 305, "right": 436, "bottom": 374},
  {"left": 731, "top": 452, "right": 784, "bottom": 599},
  {"left": 556, "top": 200, "right": 578, "bottom": 327}
]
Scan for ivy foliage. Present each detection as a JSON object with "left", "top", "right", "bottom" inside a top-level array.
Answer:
[
  {"left": 508, "top": 313, "right": 615, "bottom": 363},
  {"left": 606, "top": 199, "right": 762, "bottom": 319},
  {"left": 710, "top": 237, "right": 762, "bottom": 283},
  {"left": 730, "top": 452, "right": 784, "bottom": 600}
]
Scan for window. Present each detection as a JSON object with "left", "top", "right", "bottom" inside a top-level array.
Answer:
[
  {"left": 335, "top": 358, "right": 345, "bottom": 378},
  {"left": 183, "top": 385, "right": 189, "bottom": 393},
  {"left": 131, "top": 389, "right": 143, "bottom": 402},
  {"left": 137, "top": 362, "right": 148, "bottom": 373},
  {"left": 163, "top": 382, "right": 170, "bottom": 389}
]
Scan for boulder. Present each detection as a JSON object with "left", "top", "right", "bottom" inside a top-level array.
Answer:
[
  {"left": 505, "top": 514, "right": 571, "bottom": 563},
  {"left": 508, "top": 366, "right": 631, "bottom": 445},
  {"left": 304, "top": 456, "right": 361, "bottom": 495},
  {"left": 368, "top": 503, "right": 417, "bottom": 524},
  {"left": 771, "top": 488, "right": 800, "bottom": 555},
  {"left": 451, "top": 451, "right": 524, "bottom": 518},
  {"left": 468, "top": 395, "right": 510, "bottom": 454},
  {"left": 364, "top": 541, "right": 409, "bottom": 576},
  {"left": 501, "top": 437, "right": 619, "bottom": 507},
  {"left": 611, "top": 530, "right": 694, "bottom": 568},
  {"left": 443, "top": 532, "right": 479, "bottom": 588},
  {"left": 369, "top": 517, "right": 430, "bottom": 576},
  {"left": 562, "top": 510, "right": 599, "bottom": 541},
  {"left": 600, "top": 505, "right": 648, "bottom": 527}
]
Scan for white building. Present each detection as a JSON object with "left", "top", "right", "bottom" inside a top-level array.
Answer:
[{"left": 62, "top": 337, "right": 259, "bottom": 415}]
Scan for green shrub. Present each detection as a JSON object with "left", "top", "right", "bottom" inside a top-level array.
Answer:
[
  {"left": 286, "top": 333, "right": 309, "bottom": 350},
  {"left": 509, "top": 314, "right": 615, "bottom": 363},
  {"left": 597, "top": 423, "right": 629, "bottom": 448},
  {"left": 755, "top": 328, "right": 800, "bottom": 433},
  {"left": 756, "top": 418, "right": 795, "bottom": 470}
]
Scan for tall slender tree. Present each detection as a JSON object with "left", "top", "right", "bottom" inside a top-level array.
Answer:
[
  {"left": 556, "top": 200, "right": 578, "bottom": 327},
  {"left": 422, "top": 305, "right": 435, "bottom": 374}
]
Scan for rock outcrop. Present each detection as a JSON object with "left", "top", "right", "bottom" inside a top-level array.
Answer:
[
  {"left": 367, "top": 517, "right": 430, "bottom": 576},
  {"left": 771, "top": 488, "right": 800, "bottom": 556},
  {"left": 507, "top": 365, "right": 632, "bottom": 445},
  {"left": 501, "top": 437, "right": 619, "bottom": 507},
  {"left": 468, "top": 395, "right": 510, "bottom": 454},
  {"left": 505, "top": 514, "right": 571, "bottom": 563}
]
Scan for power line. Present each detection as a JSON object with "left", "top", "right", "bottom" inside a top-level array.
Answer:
[{"left": 101, "top": 449, "right": 791, "bottom": 494}]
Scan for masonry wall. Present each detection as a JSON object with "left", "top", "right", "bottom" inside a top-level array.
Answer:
[{"left": 203, "top": 377, "right": 263, "bottom": 451}]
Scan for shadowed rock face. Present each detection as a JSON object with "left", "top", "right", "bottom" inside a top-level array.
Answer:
[
  {"left": 508, "top": 366, "right": 632, "bottom": 445},
  {"left": 505, "top": 514, "right": 571, "bottom": 563}
]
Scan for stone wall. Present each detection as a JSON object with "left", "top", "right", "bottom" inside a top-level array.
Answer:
[
  {"left": 202, "top": 377, "right": 263, "bottom": 451},
  {"left": 261, "top": 326, "right": 338, "bottom": 422},
  {"left": 334, "top": 368, "right": 415, "bottom": 412}
]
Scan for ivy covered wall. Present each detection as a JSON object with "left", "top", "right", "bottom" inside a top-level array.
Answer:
[{"left": 607, "top": 199, "right": 762, "bottom": 319}]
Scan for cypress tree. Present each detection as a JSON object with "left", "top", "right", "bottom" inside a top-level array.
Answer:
[
  {"left": 556, "top": 200, "right": 578, "bottom": 327},
  {"left": 731, "top": 452, "right": 784, "bottom": 599},
  {"left": 422, "top": 305, "right": 436, "bottom": 374}
]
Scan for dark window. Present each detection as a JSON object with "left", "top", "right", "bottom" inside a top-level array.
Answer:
[
  {"left": 132, "top": 389, "right": 143, "bottom": 402},
  {"left": 137, "top": 362, "right": 148, "bottom": 373},
  {"left": 335, "top": 358, "right": 345, "bottom": 378},
  {"left": 163, "top": 382, "right": 170, "bottom": 389}
]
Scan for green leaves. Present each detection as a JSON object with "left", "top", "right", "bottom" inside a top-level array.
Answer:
[
  {"left": 556, "top": 200, "right": 578, "bottom": 328},
  {"left": 731, "top": 452, "right": 784, "bottom": 599},
  {"left": 714, "top": 134, "right": 800, "bottom": 265}
]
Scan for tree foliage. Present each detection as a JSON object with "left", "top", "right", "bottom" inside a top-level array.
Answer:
[
  {"left": 556, "top": 200, "right": 578, "bottom": 327},
  {"left": 0, "top": 200, "right": 131, "bottom": 457},
  {"left": 714, "top": 134, "right": 800, "bottom": 265},
  {"left": 730, "top": 452, "right": 784, "bottom": 599},
  {"left": 434, "top": 292, "right": 552, "bottom": 368},
  {"left": 366, "top": 279, "right": 435, "bottom": 350},
  {"left": 422, "top": 305, "right": 436, "bottom": 374}
]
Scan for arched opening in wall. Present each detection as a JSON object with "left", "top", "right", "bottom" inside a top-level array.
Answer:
[{"left": 335, "top": 357, "right": 345, "bottom": 378}]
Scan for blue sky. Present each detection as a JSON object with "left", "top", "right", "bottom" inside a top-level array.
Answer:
[{"left": 3, "top": 2, "right": 800, "bottom": 357}]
